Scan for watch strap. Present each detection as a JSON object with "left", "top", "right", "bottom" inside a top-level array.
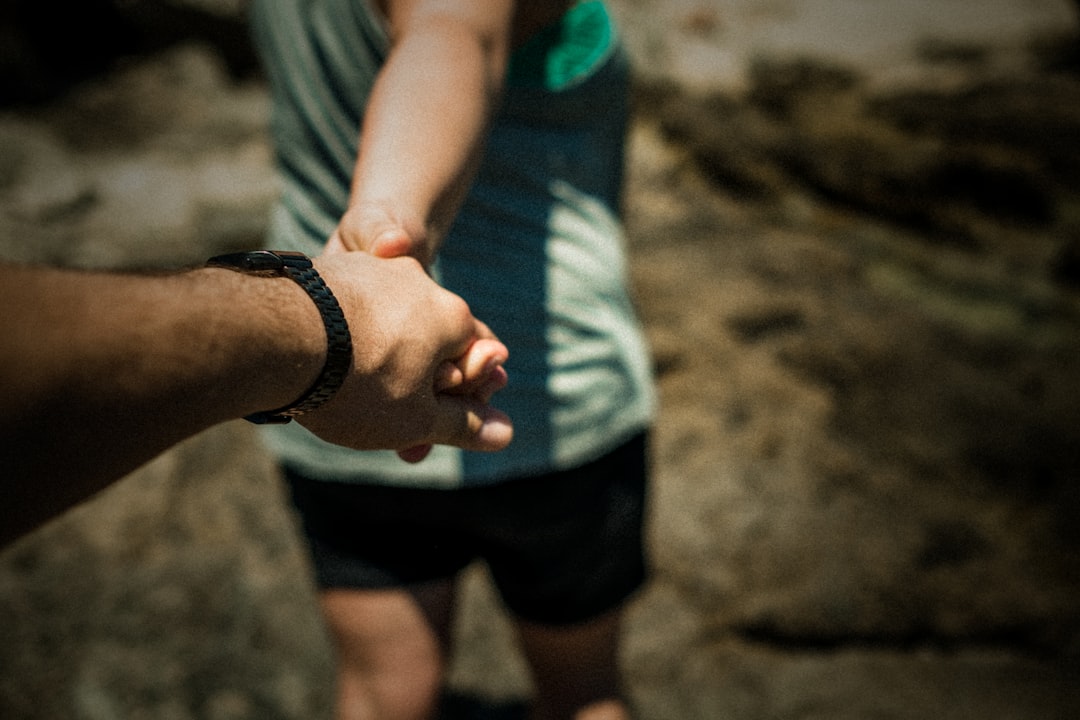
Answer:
[{"left": 206, "top": 250, "right": 353, "bottom": 424}]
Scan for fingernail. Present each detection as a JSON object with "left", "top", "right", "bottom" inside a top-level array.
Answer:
[{"left": 477, "top": 412, "right": 513, "bottom": 451}]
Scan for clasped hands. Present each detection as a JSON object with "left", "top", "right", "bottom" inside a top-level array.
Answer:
[{"left": 297, "top": 208, "right": 512, "bottom": 462}]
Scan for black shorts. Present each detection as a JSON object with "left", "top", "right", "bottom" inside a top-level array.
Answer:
[{"left": 284, "top": 432, "right": 650, "bottom": 626}]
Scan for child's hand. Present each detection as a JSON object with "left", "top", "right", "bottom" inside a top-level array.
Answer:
[
  {"left": 436, "top": 335, "right": 509, "bottom": 402},
  {"left": 329, "top": 203, "right": 433, "bottom": 267},
  {"left": 397, "top": 324, "right": 509, "bottom": 464}
]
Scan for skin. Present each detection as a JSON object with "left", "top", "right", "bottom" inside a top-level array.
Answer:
[
  {"left": 329, "top": 0, "right": 573, "bottom": 263},
  {"left": 0, "top": 251, "right": 511, "bottom": 548},
  {"left": 326, "top": 0, "right": 572, "bottom": 458},
  {"left": 311, "top": 2, "right": 634, "bottom": 719}
]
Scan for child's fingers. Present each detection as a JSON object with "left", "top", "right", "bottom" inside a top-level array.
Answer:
[
  {"left": 473, "top": 365, "right": 509, "bottom": 403},
  {"left": 370, "top": 228, "right": 414, "bottom": 259},
  {"left": 434, "top": 360, "right": 465, "bottom": 392},
  {"left": 458, "top": 338, "right": 508, "bottom": 382}
]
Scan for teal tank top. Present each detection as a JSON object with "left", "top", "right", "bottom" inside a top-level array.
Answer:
[
  {"left": 251, "top": 0, "right": 655, "bottom": 487},
  {"left": 508, "top": 1, "right": 614, "bottom": 90}
]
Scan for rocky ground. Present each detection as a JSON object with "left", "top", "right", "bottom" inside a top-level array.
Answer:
[{"left": 2, "top": 2, "right": 1080, "bottom": 719}]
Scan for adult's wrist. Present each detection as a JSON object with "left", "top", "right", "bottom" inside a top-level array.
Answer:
[
  {"left": 206, "top": 251, "right": 353, "bottom": 424},
  {"left": 189, "top": 268, "right": 319, "bottom": 427}
]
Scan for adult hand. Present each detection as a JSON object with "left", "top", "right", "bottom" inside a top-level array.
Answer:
[
  {"left": 296, "top": 251, "right": 511, "bottom": 456},
  {"left": 327, "top": 205, "right": 509, "bottom": 461}
]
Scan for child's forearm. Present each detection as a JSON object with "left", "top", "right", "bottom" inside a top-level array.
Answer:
[{"left": 342, "top": 2, "right": 513, "bottom": 261}]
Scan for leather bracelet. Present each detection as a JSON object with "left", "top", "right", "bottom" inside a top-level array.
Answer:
[{"left": 205, "top": 250, "right": 353, "bottom": 424}]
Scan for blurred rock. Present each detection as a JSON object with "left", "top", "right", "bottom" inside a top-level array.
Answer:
[
  {"left": 0, "top": 44, "right": 275, "bottom": 269},
  {"left": 0, "top": 0, "right": 255, "bottom": 105},
  {"left": 0, "top": 0, "right": 137, "bottom": 104},
  {"left": 607, "top": 0, "right": 1077, "bottom": 92},
  {"left": 638, "top": 56, "right": 1078, "bottom": 249},
  {"left": 0, "top": 424, "right": 335, "bottom": 720}
]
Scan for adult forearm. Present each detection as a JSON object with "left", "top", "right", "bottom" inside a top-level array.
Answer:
[
  {"left": 0, "top": 264, "right": 323, "bottom": 545},
  {"left": 2, "top": 252, "right": 512, "bottom": 546}
]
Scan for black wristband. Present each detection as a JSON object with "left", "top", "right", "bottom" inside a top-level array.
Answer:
[{"left": 206, "top": 250, "right": 353, "bottom": 424}]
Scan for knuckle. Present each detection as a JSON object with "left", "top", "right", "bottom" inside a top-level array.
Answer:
[{"left": 439, "top": 291, "right": 472, "bottom": 323}]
